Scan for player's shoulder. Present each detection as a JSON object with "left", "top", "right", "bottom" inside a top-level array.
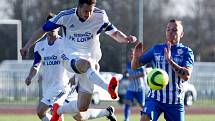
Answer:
[
  {"left": 178, "top": 43, "right": 193, "bottom": 53},
  {"left": 153, "top": 43, "right": 165, "bottom": 49},
  {"left": 58, "top": 8, "right": 76, "bottom": 17},
  {"left": 34, "top": 38, "right": 47, "bottom": 50},
  {"left": 35, "top": 38, "right": 47, "bottom": 46}
]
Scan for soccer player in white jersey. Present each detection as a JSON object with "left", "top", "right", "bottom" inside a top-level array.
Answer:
[
  {"left": 24, "top": 13, "right": 70, "bottom": 121},
  {"left": 20, "top": 0, "right": 136, "bottom": 121},
  {"left": 132, "top": 19, "right": 194, "bottom": 121},
  {"left": 25, "top": 13, "right": 118, "bottom": 121}
]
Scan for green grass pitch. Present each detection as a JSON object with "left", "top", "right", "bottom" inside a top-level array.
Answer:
[{"left": 0, "top": 114, "right": 215, "bottom": 121}]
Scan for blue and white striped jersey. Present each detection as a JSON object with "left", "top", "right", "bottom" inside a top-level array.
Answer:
[
  {"left": 42, "top": 7, "right": 117, "bottom": 63},
  {"left": 139, "top": 43, "right": 194, "bottom": 104},
  {"left": 126, "top": 62, "right": 145, "bottom": 92}
]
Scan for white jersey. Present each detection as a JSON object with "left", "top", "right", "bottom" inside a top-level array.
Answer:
[
  {"left": 49, "top": 7, "right": 117, "bottom": 63},
  {"left": 34, "top": 37, "right": 70, "bottom": 95}
]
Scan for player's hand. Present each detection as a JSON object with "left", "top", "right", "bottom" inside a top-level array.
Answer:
[
  {"left": 25, "top": 76, "right": 32, "bottom": 86},
  {"left": 133, "top": 42, "right": 144, "bottom": 58},
  {"left": 126, "top": 35, "right": 137, "bottom": 43},
  {"left": 68, "top": 76, "right": 76, "bottom": 87},
  {"left": 164, "top": 41, "right": 172, "bottom": 61},
  {"left": 20, "top": 47, "right": 29, "bottom": 58}
]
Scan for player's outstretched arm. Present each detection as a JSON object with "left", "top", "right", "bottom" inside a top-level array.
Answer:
[
  {"left": 20, "top": 27, "right": 46, "bottom": 58},
  {"left": 110, "top": 30, "right": 137, "bottom": 44},
  {"left": 25, "top": 66, "right": 38, "bottom": 86},
  {"left": 131, "top": 42, "right": 144, "bottom": 70}
]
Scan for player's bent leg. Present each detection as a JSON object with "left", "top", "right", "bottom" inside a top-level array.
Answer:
[
  {"left": 73, "top": 107, "right": 117, "bottom": 121},
  {"left": 36, "top": 102, "right": 51, "bottom": 120},
  {"left": 78, "top": 91, "right": 92, "bottom": 112}
]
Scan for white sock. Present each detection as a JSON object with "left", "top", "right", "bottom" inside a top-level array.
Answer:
[
  {"left": 80, "top": 108, "right": 109, "bottom": 120},
  {"left": 58, "top": 100, "right": 79, "bottom": 115},
  {"left": 41, "top": 113, "right": 52, "bottom": 121},
  {"left": 86, "top": 68, "right": 108, "bottom": 90}
]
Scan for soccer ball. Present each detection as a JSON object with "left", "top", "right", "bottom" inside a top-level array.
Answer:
[{"left": 147, "top": 68, "right": 169, "bottom": 90}]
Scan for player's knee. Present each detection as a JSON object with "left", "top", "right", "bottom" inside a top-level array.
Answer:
[
  {"left": 124, "top": 99, "right": 132, "bottom": 105},
  {"left": 78, "top": 105, "right": 89, "bottom": 112},
  {"left": 140, "top": 114, "right": 151, "bottom": 121},
  {"left": 73, "top": 113, "right": 84, "bottom": 121},
  {"left": 75, "top": 59, "right": 91, "bottom": 73},
  {"left": 36, "top": 110, "right": 45, "bottom": 119}
]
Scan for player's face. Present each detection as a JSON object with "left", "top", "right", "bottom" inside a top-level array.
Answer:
[
  {"left": 166, "top": 22, "right": 183, "bottom": 44},
  {"left": 47, "top": 28, "right": 59, "bottom": 37},
  {"left": 78, "top": 4, "right": 95, "bottom": 21}
]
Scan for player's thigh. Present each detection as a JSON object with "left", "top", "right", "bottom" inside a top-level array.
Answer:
[
  {"left": 75, "top": 59, "right": 91, "bottom": 73},
  {"left": 163, "top": 103, "right": 185, "bottom": 121},
  {"left": 78, "top": 91, "right": 92, "bottom": 112},
  {"left": 135, "top": 91, "right": 145, "bottom": 107},
  {"left": 141, "top": 98, "right": 162, "bottom": 121},
  {"left": 124, "top": 90, "right": 135, "bottom": 105},
  {"left": 61, "top": 53, "right": 91, "bottom": 73}
]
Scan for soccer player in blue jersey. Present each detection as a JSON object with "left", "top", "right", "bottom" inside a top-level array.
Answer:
[
  {"left": 132, "top": 19, "right": 194, "bottom": 121},
  {"left": 21, "top": 0, "right": 136, "bottom": 121},
  {"left": 123, "top": 48, "right": 147, "bottom": 121}
]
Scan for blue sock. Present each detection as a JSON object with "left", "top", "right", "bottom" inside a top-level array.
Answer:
[{"left": 124, "top": 104, "right": 131, "bottom": 121}]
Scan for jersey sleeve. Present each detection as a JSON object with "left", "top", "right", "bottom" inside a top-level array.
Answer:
[
  {"left": 33, "top": 44, "right": 42, "bottom": 68},
  {"left": 139, "top": 46, "right": 155, "bottom": 65},
  {"left": 42, "top": 9, "right": 75, "bottom": 32},
  {"left": 182, "top": 47, "right": 194, "bottom": 67},
  {"left": 102, "top": 10, "right": 118, "bottom": 35}
]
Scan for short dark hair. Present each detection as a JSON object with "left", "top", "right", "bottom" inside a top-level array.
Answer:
[
  {"left": 46, "top": 13, "right": 55, "bottom": 21},
  {"left": 169, "top": 19, "right": 183, "bottom": 31},
  {"left": 78, "top": 0, "right": 96, "bottom": 6},
  {"left": 169, "top": 19, "right": 182, "bottom": 24}
]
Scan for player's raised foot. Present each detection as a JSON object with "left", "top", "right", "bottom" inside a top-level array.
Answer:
[
  {"left": 106, "top": 106, "right": 117, "bottom": 121},
  {"left": 51, "top": 103, "right": 61, "bottom": 121},
  {"left": 108, "top": 77, "right": 118, "bottom": 99}
]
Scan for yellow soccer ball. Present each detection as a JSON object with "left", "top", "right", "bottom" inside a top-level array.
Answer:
[{"left": 147, "top": 68, "right": 169, "bottom": 90}]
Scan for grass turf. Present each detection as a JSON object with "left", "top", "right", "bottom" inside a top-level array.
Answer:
[{"left": 0, "top": 114, "right": 215, "bottom": 121}]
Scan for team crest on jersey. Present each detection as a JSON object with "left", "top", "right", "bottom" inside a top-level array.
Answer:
[{"left": 177, "top": 49, "right": 183, "bottom": 55}]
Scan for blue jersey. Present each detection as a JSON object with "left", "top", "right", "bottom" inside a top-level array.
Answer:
[
  {"left": 126, "top": 62, "right": 145, "bottom": 92},
  {"left": 139, "top": 43, "right": 194, "bottom": 104}
]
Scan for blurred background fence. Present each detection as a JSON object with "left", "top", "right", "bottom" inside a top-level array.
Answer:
[{"left": 0, "top": 60, "right": 215, "bottom": 107}]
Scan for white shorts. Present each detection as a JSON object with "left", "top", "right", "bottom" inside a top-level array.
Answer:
[
  {"left": 64, "top": 86, "right": 78, "bottom": 103},
  {"left": 41, "top": 87, "right": 70, "bottom": 106}
]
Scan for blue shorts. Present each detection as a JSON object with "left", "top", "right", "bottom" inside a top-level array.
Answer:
[
  {"left": 124, "top": 90, "right": 145, "bottom": 106},
  {"left": 141, "top": 98, "right": 184, "bottom": 121}
]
